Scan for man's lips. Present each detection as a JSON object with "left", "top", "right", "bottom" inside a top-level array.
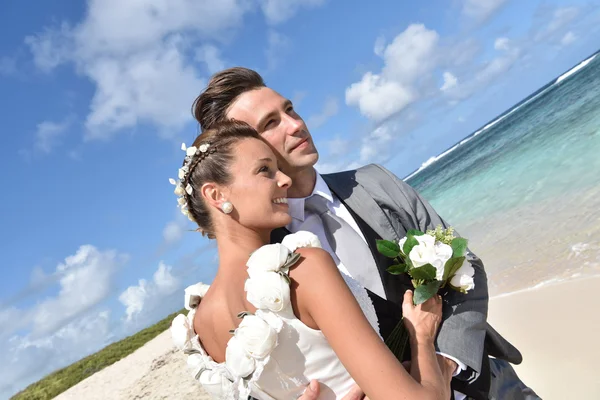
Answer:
[{"left": 289, "top": 137, "right": 308, "bottom": 152}]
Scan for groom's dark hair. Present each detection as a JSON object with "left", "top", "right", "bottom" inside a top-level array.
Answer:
[{"left": 192, "top": 67, "right": 266, "bottom": 131}]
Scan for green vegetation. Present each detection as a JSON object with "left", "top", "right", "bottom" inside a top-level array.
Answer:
[{"left": 11, "top": 308, "right": 186, "bottom": 400}]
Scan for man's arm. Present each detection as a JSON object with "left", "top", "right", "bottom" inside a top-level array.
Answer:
[{"left": 369, "top": 164, "right": 489, "bottom": 377}]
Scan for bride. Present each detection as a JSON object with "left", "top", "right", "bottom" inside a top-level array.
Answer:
[{"left": 170, "top": 121, "right": 450, "bottom": 400}]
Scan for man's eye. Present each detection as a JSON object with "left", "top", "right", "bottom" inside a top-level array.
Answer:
[{"left": 265, "top": 119, "right": 276, "bottom": 129}]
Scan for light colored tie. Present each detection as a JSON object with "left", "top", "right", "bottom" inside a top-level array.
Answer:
[{"left": 305, "top": 195, "right": 386, "bottom": 298}]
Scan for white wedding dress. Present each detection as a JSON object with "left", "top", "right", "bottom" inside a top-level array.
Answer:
[{"left": 171, "top": 231, "right": 381, "bottom": 399}]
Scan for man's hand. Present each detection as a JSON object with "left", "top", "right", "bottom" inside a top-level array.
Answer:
[
  {"left": 298, "top": 380, "right": 368, "bottom": 400},
  {"left": 341, "top": 384, "right": 366, "bottom": 400},
  {"left": 437, "top": 355, "right": 458, "bottom": 384},
  {"left": 297, "top": 380, "right": 320, "bottom": 400}
]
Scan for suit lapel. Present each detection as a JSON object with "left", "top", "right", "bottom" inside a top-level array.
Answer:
[
  {"left": 322, "top": 172, "right": 413, "bottom": 304},
  {"left": 322, "top": 172, "right": 400, "bottom": 242}
]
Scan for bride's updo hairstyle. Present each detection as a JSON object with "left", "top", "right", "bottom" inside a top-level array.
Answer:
[{"left": 171, "top": 120, "right": 261, "bottom": 238}]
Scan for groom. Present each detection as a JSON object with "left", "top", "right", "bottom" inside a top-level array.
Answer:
[{"left": 191, "top": 67, "right": 538, "bottom": 400}]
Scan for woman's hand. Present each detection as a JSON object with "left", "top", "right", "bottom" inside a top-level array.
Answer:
[{"left": 402, "top": 290, "right": 442, "bottom": 343}]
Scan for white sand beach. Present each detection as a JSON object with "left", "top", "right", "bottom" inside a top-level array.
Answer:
[{"left": 488, "top": 276, "right": 600, "bottom": 400}]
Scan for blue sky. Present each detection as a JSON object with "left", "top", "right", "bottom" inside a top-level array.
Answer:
[{"left": 1, "top": 0, "right": 599, "bottom": 396}]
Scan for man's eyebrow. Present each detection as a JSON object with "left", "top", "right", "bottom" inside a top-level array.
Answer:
[
  {"left": 257, "top": 110, "right": 277, "bottom": 130},
  {"left": 256, "top": 99, "right": 293, "bottom": 130}
]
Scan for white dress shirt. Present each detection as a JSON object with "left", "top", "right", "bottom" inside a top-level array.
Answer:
[{"left": 286, "top": 173, "right": 468, "bottom": 399}]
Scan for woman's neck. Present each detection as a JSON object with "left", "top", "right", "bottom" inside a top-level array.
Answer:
[{"left": 214, "top": 225, "right": 271, "bottom": 272}]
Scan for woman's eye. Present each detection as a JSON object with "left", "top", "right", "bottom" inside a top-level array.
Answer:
[{"left": 259, "top": 165, "right": 270, "bottom": 173}]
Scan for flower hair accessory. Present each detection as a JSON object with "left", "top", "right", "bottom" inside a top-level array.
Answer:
[{"left": 169, "top": 142, "right": 212, "bottom": 222}]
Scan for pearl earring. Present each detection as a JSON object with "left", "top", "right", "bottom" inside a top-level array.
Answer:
[{"left": 221, "top": 201, "right": 233, "bottom": 214}]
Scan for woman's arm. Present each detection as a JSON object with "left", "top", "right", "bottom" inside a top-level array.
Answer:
[{"left": 290, "top": 247, "right": 450, "bottom": 400}]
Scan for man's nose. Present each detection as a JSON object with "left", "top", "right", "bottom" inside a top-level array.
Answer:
[{"left": 283, "top": 113, "right": 303, "bottom": 135}]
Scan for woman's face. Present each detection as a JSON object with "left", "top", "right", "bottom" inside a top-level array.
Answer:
[{"left": 223, "top": 138, "right": 292, "bottom": 231}]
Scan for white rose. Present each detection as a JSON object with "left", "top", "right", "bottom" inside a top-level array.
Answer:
[
  {"left": 235, "top": 315, "right": 278, "bottom": 359},
  {"left": 171, "top": 314, "right": 193, "bottom": 350},
  {"left": 246, "top": 244, "right": 290, "bottom": 278},
  {"left": 450, "top": 261, "right": 475, "bottom": 292},
  {"left": 184, "top": 282, "right": 210, "bottom": 310},
  {"left": 398, "top": 236, "right": 407, "bottom": 254},
  {"left": 225, "top": 336, "right": 256, "bottom": 378},
  {"left": 245, "top": 272, "right": 291, "bottom": 312},
  {"left": 432, "top": 241, "right": 453, "bottom": 280},
  {"left": 407, "top": 234, "right": 452, "bottom": 280},
  {"left": 281, "top": 231, "right": 322, "bottom": 251}
]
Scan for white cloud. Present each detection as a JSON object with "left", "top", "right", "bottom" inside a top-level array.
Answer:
[
  {"left": 25, "top": 0, "right": 251, "bottom": 140},
  {"left": 440, "top": 72, "right": 458, "bottom": 92},
  {"left": 314, "top": 161, "right": 345, "bottom": 174},
  {"left": 265, "top": 30, "right": 291, "bottom": 71},
  {"left": 0, "top": 246, "right": 128, "bottom": 397},
  {"left": 31, "top": 245, "right": 128, "bottom": 336},
  {"left": 119, "top": 262, "right": 181, "bottom": 323},
  {"left": 462, "top": 0, "right": 508, "bottom": 22},
  {"left": 441, "top": 37, "right": 521, "bottom": 101},
  {"left": 560, "top": 31, "right": 577, "bottom": 47},
  {"left": 374, "top": 35, "right": 386, "bottom": 57},
  {"left": 291, "top": 90, "right": 308, "bottom": 107},
  {"left": 307, "top": 97, "right": 339, "bottom": 128},
  {"left": 84, "top": 39, "right": 205, "bottom": 140},
  {"left": 24, "top": 22, "right": 73, "bottom": 73},
  {"left": 494, "top": 37, "right": 511, "bottom": 51},
  {"left": 0, "top": 310, "right": 112, "bottom": 399},
  {"left": 162, "top": 218, "right": 188, "bottom": 245},
  {"left": 327, "top": 136, "right": 350, "bottom": 157},
  {"left": 534, "top": 6, "right": 580, "bottom": 43},
  {"left": 195, "top": 44, "right": 226, "bottom": 74},
  {"left": 34, "top": 118, "right": 71, "bottom": 153},
  {"left": 345, "top": 24, "right": 439, "bottom": 121},
  {"left": 260, "top": 0, "right": 327, "bottom": 25},
  {"left": 24, "top": 0, "right": 330, "bottom": 140}
]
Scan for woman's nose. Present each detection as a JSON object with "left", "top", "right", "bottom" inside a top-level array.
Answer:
[{"left": 277, "top": 171, "right": 292, "bottom": 189}]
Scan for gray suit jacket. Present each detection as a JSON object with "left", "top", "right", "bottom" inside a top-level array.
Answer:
[{"left": 319, "top": 164, "right": 522, "bottom": 386}]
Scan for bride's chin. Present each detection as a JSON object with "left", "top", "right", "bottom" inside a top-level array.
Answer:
[{"left": 271, "top": 214, "right": 292, "bottom": 229}]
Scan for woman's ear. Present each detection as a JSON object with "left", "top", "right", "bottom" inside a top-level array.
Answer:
[{"left": 200, "top": 182, "right": 228, "bottom": 211}]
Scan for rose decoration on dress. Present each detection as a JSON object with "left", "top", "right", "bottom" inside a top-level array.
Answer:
[
  {"left": 171, "top": 232, "right": 323, "bottom": 398},
  {"left": 245, "top": 272, "right": 291, "bottom": 312},
  {"left": 225, "top": 336, "right": 257, "bottom": 378},
  {"left": 281, "top": 230, "right": 322, "bottom": 251},
  {"left": 171, "top": 314, "right": 194, "bottom": 350},
  {"left": 246, "top": 243, "right": 290, "bottom": 278}
]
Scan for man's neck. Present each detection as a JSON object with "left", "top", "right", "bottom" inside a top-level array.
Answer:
[{"left": 287, "top": 167, "right": 317, "bottom": 198}]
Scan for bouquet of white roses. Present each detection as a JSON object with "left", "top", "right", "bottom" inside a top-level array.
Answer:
[{"left": 376, "top": 225, "right": 475, "bottom": 360}]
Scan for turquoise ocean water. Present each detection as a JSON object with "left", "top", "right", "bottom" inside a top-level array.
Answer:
[{"left": 406, "top": 52, "right": 600, "bottom": 296}]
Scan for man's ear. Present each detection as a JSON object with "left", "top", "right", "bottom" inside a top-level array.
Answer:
[{"left": 200, "top": 182, "right": 228, "bottom": 210}]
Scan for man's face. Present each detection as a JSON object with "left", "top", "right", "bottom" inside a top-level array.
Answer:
[{"left": 226, "top": 87, "right": 318, "bottom": 175}]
